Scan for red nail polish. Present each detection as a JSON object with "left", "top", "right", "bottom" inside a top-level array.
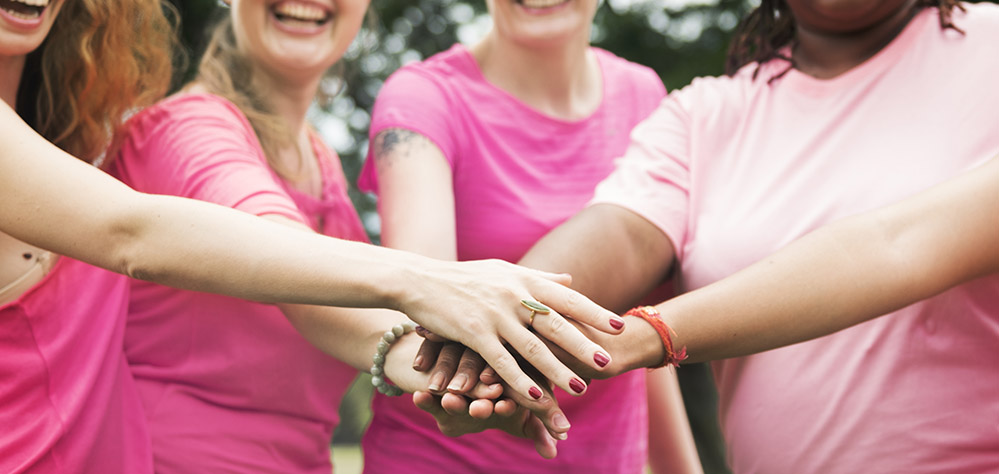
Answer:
[
  {"left": 529, "top": 386, "right": 543, "bottom": 399},
  {"left": 609, "top": 316, "right": 625, "bottom": 330},
  {"left": 569, "top": 378, "right": 586, "bottom": 394},
  {"left": 594, "top": 351, "right": 610, "bottom": 367}
]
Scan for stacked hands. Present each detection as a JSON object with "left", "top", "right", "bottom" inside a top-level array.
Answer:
[
  {"left": 408, "top": 305, "right": 611, "bottom": 461},
  {"left": 372, "top": 262, "right": 635, "bottom": 460}
]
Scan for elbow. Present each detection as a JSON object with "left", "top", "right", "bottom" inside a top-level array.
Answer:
[{"left": 100, "top": 196, "right": 163, "bottom": 282}]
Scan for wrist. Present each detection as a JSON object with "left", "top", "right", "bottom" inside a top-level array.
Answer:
[
  {"left": 624, "top": 306, "right": 687, "bottom": 369},
  {"left": 370, "top": 320, "right": 419, "bottom": 396},
  {"left": 380, "top": 253, "right": 437, "bottom": 316},
  {"left": 620, "top": 314, "right": 669, "bottom": 371}
]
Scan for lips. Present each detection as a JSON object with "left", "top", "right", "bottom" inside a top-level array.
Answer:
[
  {"left": 0, "top": 0, "right": 48, "bottom": 21},
  {"left": 271, "top": 0, "right": 332, "bottom": 26},
  {"left": 517, "top": 0, "right": 570, "bottom": 9}
]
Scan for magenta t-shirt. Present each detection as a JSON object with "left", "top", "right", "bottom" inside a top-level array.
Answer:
[
  {"left": 359, "top": 45, "right": 667, "bottom": 473},
  {"left": 108, "top": 94, "right": 366, "bottom": 473},
  {"left": 593, "top": 5, "right": 999, "bottom": 473},
  {"left": 0, "top": 258, "right": 152, "bottom": 473}
]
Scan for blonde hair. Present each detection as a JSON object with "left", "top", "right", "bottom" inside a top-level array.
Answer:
[
  {"left": 196, "top": 15, "right": 345, "bottom": 180},
  {"left": 19, "top": 0, "right": 175, "bottom": 163}
]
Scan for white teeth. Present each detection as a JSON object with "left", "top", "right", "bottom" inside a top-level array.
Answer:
[
  {"left": 520, "top": 0, "right": 569, "bottom": 8},
  {"left": 1, "top": 0, "right": 47, "bottom": 19},
  {"left": 274, "top": 1, "right": 328, "bottom": 22},
  {"left": 3, "top": 8, "right": 39, "bottom": 19}
]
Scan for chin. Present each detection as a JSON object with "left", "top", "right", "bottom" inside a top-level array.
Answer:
[{"left": 0, "top": 32, "right": 46, "bottom": 58}]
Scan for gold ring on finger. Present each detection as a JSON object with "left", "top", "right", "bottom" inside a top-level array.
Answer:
[{"left": 521, "top": 299, "right": 551, "bottom": 327}]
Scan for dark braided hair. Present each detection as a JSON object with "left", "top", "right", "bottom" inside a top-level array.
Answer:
[{"left": 725, "top": 0, "right": 966, "bottom": 80}]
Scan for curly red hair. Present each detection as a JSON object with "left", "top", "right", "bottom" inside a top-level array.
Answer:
[{"left": 17, "top": 0, "right": 175, "bottom": 163}]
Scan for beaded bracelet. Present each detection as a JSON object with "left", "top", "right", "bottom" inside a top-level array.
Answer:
[
  {"left": 624, "top": 306, "right": 687, "bottom": 369},
  {"left": 370, "top": 320, "right": 418, "bottom": 396}
]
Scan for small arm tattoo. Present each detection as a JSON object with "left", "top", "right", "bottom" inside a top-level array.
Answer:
[{"left": 373, "top": 128, "right": 442, "bottom": 168}]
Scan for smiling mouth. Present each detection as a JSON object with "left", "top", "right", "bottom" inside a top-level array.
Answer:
[
  {"left": 516, "top": 0, "right": 570, "bottom": 8},
  {"left": 272, "top": 1, "right": 332, "bottom": 27},
  {"left": 0, "top": 0, "right": 49, "bottom": 20}
]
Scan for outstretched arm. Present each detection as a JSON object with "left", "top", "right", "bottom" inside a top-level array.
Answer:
[
  {"left": 660, "top": 156, "right": 999, "bottom": 362},
  {"left": 370, "top": 128, "right": 622, "bottom": 389},
  {"left": 520, "top": 203, "right": 678, "bottom": 373},
  {"left": 0, "top": 99, "right": 620, "bottom": 403}
]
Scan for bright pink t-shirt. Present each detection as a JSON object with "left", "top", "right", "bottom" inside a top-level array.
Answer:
[
  {"left": 593, "top": 5, "right": 999, "bottom": 473},
  {"left": 359, "top": 45, "right": 667, "bottom": 473},
  {"left": 0, "top": 258, "right": 152, "bottom": 473},
  {"left": 108, "top": 94, "right": 366, "bottom": 473}
]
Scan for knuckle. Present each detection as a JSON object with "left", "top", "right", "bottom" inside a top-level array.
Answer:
[
  {"left": 489, "top": 352, "right": 515, "bottom": 374},
  {"left": 546, "top": 314, "right": 567, "bottom": 335},
  {"left": 458, "top": 355, "right": 483, "bottom": 372},
  {"left": 522, "top": 337, "right": 548, "bottom": 359},
  {"left": 563, "top": 288, "right": 582, "bottom": 311},
  {"left": 578, "top": 340, "right": 597, "bottom": 359},
  {"left": 495, "top": 285, "right": 519, "bottom": 303},
  {"left": 463, "top": 318, "right": 488, "bottom": 337}
]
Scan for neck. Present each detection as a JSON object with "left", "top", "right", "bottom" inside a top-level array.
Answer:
[
  {"left": 792, "top": 3, "right": 920, "bottom": 79},
  {"left": 253, "top": 66, "right": 319, "bottom": 141},
  {"left": 471, "top": 30, "right": 601, "bottom": 120},
  {"left": 0, "top": 54, "right": 27, "bottom": 109}
]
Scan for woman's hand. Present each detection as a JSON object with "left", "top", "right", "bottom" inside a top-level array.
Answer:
[
  {"left": 409, "top": 335, "right": 574, "bottom": 440},
  {"left": 381, "top": 332, "right": 505, "bottom": 400},
  {"left": 398, "top": 258, "right": 623, "bottom": 403},
  {"left": 412, "top": 387, "right": 563, "bottom": 459}
]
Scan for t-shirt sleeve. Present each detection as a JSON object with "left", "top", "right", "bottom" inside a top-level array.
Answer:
[
  {"left": 113, "top": 96, "right": 307, "bottom": 226},
  {"left": 358, "top": 67, "right": 457, "bottom": 194},
  {"left": 589, "top": 91, "right": 691, "bottom": 258}
]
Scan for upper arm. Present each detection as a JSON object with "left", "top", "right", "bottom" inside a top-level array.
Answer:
[
  {"left": 0, "top": 99, "right": 148, "bottom": 271},
  {"left": 360, "top": 68, "right": 460, "bottom": 260},
  {"left": 371, "top": 128, "right": 457, "bottom": 260},
  {"left": 520, "top": 203, "right": 676, "bottom": 313}
]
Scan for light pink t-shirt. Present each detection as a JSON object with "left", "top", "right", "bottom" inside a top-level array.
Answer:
[
  {"left": 0, "top": 258, "right": 152, "bottom": 473},
  {"left": 359, "top": 45, "right": 667, "bottom": 473},
  {"left": 593, "top": 5, "right": 999, "bottom": 473},
  {"left": 109, "top": 94, "right": 366, "bottom": 474}
]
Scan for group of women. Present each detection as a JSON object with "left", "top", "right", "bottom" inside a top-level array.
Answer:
[{"left": 1, "top": 0, "right": 996, "bottom": 473}]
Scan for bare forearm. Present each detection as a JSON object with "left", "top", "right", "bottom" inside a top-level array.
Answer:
[
  {"left": 520, "top": 204, "right": 675, "bottom": 313},
  {"left": 2, "top": 108, "right": 417, "bottom": 310},
  {"left": 521, "top": 204, "right": 675, "bottom": 373},
  {"left": 646, "top": 370, "right": 703, "bottom": 474},
  {"left": 280, "top": 304, "right": 411, "bottom": 371},
  {"left": 111, "top": 193, "right": 421, "bottom": 308},
  {"left": 662, "top": 159, "right": 999, "bottom": 362}
]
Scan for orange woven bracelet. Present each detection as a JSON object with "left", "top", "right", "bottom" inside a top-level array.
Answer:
[{"left": 624, "top": 306, "right": 687, "bottom": 369}]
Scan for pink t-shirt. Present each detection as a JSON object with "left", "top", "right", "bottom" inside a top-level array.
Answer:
[
  {"left": 359, "top": 45, "right": 667, "bottom": 473},
  {"left": 0, "top": 258, "right": 152, "bottom": 473},
  {"left": 593, "top": 5, "right": 999, "bottom": 473},
  {"left": 108, "top": 94, "right": 366, "bottom": 474}
]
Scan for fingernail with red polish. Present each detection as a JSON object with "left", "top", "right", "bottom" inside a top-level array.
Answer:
[
  {"left": 609, "top": 316, "right": 625, "bottom": 330},
  {"left": 529, "top": 386, "right": 543, "bottom": 400},
  {"left": 594, "top": 351, "right": 610, "bottom": 368},
  {"left": 569, "top": 378, "right": 586, "bottom": 394}
]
